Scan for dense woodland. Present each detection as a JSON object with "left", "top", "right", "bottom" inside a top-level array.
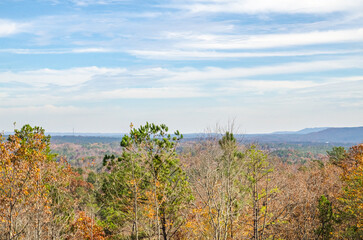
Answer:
[{"left": 0, "top": 124, "right": 362, "bottom": 239}]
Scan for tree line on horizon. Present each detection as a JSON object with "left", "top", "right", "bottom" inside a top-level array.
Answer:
[{"left": 0, "top": 123, "right": 362, "bottom": 239}]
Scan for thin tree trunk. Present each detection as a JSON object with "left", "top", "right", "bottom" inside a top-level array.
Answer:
[
  {"left": 261, "top": 172, "right": 269, "bottom": 240},
  {"left": 161, "top": 209, "right": 167, "bottom": 240},
  {"left": 253, "top": 167, "right": 259, "bottom": 240},
  {"left": 154, "top": 178, "right": 161, "bottom": 240},
  {"left": 132, "top": 160, "right": 139, "bottom": 240}
]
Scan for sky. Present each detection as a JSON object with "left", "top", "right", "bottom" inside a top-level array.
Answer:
[{"left": 0, "top": 0, "right": 363, "bottom": 134}]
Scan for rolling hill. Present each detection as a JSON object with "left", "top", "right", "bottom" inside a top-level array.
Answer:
[{"left": 243, "top": 127, "right": 363, "bottom": 143}]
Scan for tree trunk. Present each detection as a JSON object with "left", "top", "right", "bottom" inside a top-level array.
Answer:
[
  {"left": 161, "top": 209, "right": 168, "bottom": 240},
  {"left": 253, "top": 169, "right": 259, "bottom": 240}
]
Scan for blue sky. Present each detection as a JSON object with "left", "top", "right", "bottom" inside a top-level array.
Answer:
[{"left": 0, "top": 0, "right": 362, "bottom": 133}]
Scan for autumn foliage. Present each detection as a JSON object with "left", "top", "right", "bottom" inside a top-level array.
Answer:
[
  {"left": 1, "top": 124, "right": 362, "bottom": 239},
  {"left": 338, "top": 144, "right": 363, "bottom": 238},
  {"left": 67, "top": 211, "right": 105, "bottom": 240},
  {"left": 0, "top": 125, "right": 104, "bottom": 240}
]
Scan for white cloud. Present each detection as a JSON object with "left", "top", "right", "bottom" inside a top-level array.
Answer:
[
  {"left": 326, "top": 76, "right": 363, "bottom": 83},
  {"left": 0, "top": 48, "right": 114, "bottom": 54},
  {"left": 1, "top": 57, "right": 362, "bottom": 98},
  {"left": 220, "top": 80, "right": 319, "bottom": 94},
  {"left": 0, "top": 92, "right": 8, "bottom": 98},
  {"left": 4, "top": 5, "right": 360, "bottom": 55},
  {"left": 47, "top": 0, "right": 127, "bottom": 6},
  {"left": 90, "top": 87, "right": 208, "bottom": 99},
  {"left": 1, "top": 57, "right": 362, "bottom": 111},
  {"left": 0, "top": 19, "right": 27, "bottom": 37},
  {"left": 1, "top": 71, "right": 362, "bottom": 133},
  {"left": 175, "top": 0, "right": 363, "bottom": 14},
  {"left": 128, "top": 49, "right": 360, "bottom": 60},
  {"left": 173, "top": 28, "right": 363, "bottom": 50},
  {"left": 1, "top": 47, "right": 356, "bottom": 59},
  {"left": 287, "top": 80, "right": 363, "bottom": 109},
  {"left": 0, "top": 67, "right": 126, "bottom": 87},
  {"left": 71, "top": 48, "right": 113, "bottom": 53},
  {"left": 69, "top": 0, "right": 126, "bottom": 6},
  {"left": 0, "top": 104, "right": 80, "bottom": 114},
  {"left": 159, "top": 57, "right": 363, "bottom": 83}
]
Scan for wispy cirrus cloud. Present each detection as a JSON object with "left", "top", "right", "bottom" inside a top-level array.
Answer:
[
  {"left": 128, "top": 49, "right": 362, "bottom": 60},
  {"left": 0, "top": 66, "right": 126, "bottom": 87},
  {"left": 213, "top": 80, "right": 320, "bottom": 98},
  {"left": 70, "top": 0, "right": 127, "bottom": 6},
  {"left": 46, "top": 0, "right": 127, "bottom": 6},
  {"left": 7, "top": 13, "right": 360, "bottom": 60},
  {"left": 1, "top": 57, "right": 362, "bottom": 107},
  {"left": 1, "top": 4, "right": 361, "bottom": 61},
  {"left": 157, "top": 57, "right": 363, "bottom": 83},
  {"left": 83, "top": 87, "right": 208, "bottom": 99},
  {"left": 170, "top": 28, "right": 363, "bottom": 50},
  {"left": 172, "top": 0, "right": 363, "bottom": 14},
  {"left": 1, "top": 57, "right": 360, "bottom": 89},
  {"left": 0, "top": 48, "right": 114, "bottom": 54},
  {"left": 1, "top": 47, "right": 359, "bottom": 59}
]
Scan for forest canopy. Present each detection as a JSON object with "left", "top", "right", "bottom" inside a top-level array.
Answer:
[{"left": 0, "top": 124, "right": 362, "bottom": 240}]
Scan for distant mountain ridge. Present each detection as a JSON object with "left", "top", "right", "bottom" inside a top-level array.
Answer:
[
  {"left": 4, "top": 126, "right": 362, "bottom": 144},
  {"left": 243, "top": 126, "right": 363, "bottom": 144},
  {"left": 272, "top": 127, "right": 328, "bottom": 135}
]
